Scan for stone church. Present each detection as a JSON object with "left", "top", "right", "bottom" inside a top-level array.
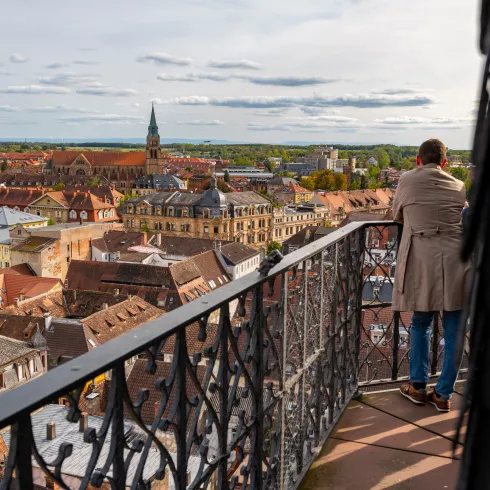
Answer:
[{"left": 45, "top": 106, "right": 163, "bottom": 190}]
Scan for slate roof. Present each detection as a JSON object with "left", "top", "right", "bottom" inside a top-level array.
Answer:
[
  {"left": 0, "top": 335, "right": 39, "bottom": 367},
  {"left": 0, "top": 206, "right": 48, "bottom": 227},
  {"left": 0, "top": 404, "right": 202, "bottom": 485},
  {"left": 220, "top": 243, "right": 258, "bottom": 265},
  {"left": 62, "top": 289, "right": 129, "bottom": 317},
  {"left": 10, "top": 236, "right": 58, "bottom": 253},
  {"left": 190, "top": 250, "right": 229, "bottom": 287},
  {"left": 133, "top": 174, "right": 185, "bottom": 189}
]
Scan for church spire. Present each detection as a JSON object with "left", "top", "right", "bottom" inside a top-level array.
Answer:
[{"left": 148, "top": 103, "right": 159, "bottom": 137}]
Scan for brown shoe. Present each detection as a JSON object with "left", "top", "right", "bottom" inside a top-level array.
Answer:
[
  {"left": 400, "top": 383, "right": 426, "bottom": 405},
  {"left": 427, "top": 390, "right": 451, "bottom": 412}
]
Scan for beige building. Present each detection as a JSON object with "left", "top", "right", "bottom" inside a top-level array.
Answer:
[
  {"left": 122, "top": 177, "right": 273, "bottom": 251},
  {"left": 10, "top": 221, "right": 122, "bottom": 279}
]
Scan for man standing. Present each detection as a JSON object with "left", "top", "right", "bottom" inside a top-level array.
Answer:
[{"left": 393, "top": 139, "right": 469, "bottom": 412}]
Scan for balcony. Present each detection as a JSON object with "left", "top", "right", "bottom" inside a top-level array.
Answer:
[{"left": 0, "top": 221, "right": 469, "bottom": 489}]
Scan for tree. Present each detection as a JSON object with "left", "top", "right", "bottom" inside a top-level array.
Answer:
[
  {"left": 450, "top": 167, "right": 469, "bottom": 182},
  {"left": 360, "top": 174, "right": 368, "bottom": 190},
  {"left": 119, "top": 193, "right": 132, "bottom": 206},
  {"left": 140, "top": 223, "right": 150, "bottom": 232},
  {"left": 224, "top": 169, "right": 230, "bottom": 182},
  {"left": 53, "top": 182, "right": 64, "bottom": 191},
  {"left": 374, "top": 148, "right": 390, "bottom": 169},
  {"left": 267, "top": 241, "right": 282, "bottom": 255},
  {"left": 1, "top": 160, "right": 7, "bottom": 172},
  {"left": 316, "top": 170, "right": 335, "bottom": 191},
  {"left": 47, "top": 218, "right": 54, "bottom": 226},
  {"left": 88, "top": 176, "right": 100, "bottom": 188},
  {"left": 334, "top": 173, "right": 347, "bottom": 191}
]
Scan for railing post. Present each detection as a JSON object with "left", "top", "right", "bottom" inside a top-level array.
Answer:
[
  {"left": 176, "top": 329, "right": 188, "bottom": 490},
  {"left": 217, "top": 303, "right": 230, "bottom": 490},
  {"left": 111, "top": 362, "right": 126, "bottom": 489},
  {"left": 11, "top": 414, "right": 34, "bottom": 490},
  {"left": 392, "top": 313, "right": 400, "bottom": 381},
  {"left": 280, "top": 271, "right": 288, "bottom": 490}
]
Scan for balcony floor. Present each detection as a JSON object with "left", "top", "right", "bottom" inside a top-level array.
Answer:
[{"left": 300, "top": 384, "right": 467, "bottom": 490}]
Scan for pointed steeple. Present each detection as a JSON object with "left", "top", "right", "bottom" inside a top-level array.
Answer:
[{"left": 148, "top": 103, "right": 159, "bottom": 137}]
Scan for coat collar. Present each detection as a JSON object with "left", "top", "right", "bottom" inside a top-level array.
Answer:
[{"left": 422, "top": 163, "right": 441, "bottom": 169}]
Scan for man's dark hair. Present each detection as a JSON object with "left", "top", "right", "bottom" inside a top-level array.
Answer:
[{"left": 418, "top": 138, "right": 447, "bottom": 165}]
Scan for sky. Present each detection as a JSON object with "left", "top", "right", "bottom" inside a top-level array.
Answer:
[{"left": 0, "top": 0, "right": 482, "bottom": 148}]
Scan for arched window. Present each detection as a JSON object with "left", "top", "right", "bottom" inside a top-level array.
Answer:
[
  {"left": 168, "top": 207, "right": 174, "bottom": 217},
  {"left": 13, "top": 206, "right": 20, "bottom": 211},
  {"left": 98, "top": 210, "right": 104, "bottom": 219},
  {"left": 24, "top": 207, "right": 30, "bottom": 214},
  {"left": 80, "top": 211, "right": 88, "bottom": 220},
  {"left": 103, "top": 210, "right": 109, "bottom": 218},
  {"left": 203, "top": 208, "right": 210, "bottom": 219},
  {"left": 69, "top": 210, "right": 77, "bottom": 219}
]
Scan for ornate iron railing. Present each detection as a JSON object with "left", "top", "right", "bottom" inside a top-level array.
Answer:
[{"left": 0, "top": 220, "right": 465, "bottom": 490}]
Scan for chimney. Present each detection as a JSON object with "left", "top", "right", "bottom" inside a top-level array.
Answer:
[
  {"left": 128, "top": 294, "right": 133, "bottom": 301},
  {"left": 13, "top": 298, "right": 19, "bottom": 307},
  {"left": 154, "top": 401, "right": 160, "bottom": 418},
  {"left": 44, "top": 312, "right": 52, "bottom": 331},
  {"left": 102, "top": 303, "right": 109, "bottom": 310},
  {"left": 114, "top": 288, "right": 120, "bottom": 296},
  {"left": 79, "top": 412, "right": 88, "bottom": 432},
  {"left": 143, "top": 232, "right": 148, "bottom": 245},
  {"left": 47, "top": 422, "right": 56, "bottom": 440},
  {"left": 157, "top": 233, "right": 162, "bottom": 247}
]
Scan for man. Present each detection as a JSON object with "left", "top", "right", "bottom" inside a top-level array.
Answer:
[{"left": 393, "top": 139, "right": 469, "bottom": 412}]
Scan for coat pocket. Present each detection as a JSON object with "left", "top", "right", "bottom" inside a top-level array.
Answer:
[{"left": 396, "top": 234, "right": 412, "bottom": 294}]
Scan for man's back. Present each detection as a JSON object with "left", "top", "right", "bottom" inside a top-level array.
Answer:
[{"left": 394, "top": 163, "right": 466, "bottom": 232}]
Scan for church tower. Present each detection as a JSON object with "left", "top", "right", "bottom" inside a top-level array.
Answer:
[{"left": 146, "top": 104, "right": 162, "bottom": 174}]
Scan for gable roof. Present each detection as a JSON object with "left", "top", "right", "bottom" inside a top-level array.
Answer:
[
  {"left": 10, "top": 236, "right": 59, "bottom": 253},
  {"left": 0, "top": 264, "right": 35, "bottom": 276},
  {"left": 220, "top": 243, "right": 259, "bottom": 265},
  {"left": 51, "top": 150, "right": 147, "bottom": 167},
  {"left": 29, "top": 191, "right": 70, "bottom": 208},
  {"left": 0, "top": 275, "right": 61, "bottom": 306},
  {"left": 0, "top": 335, "right": 39, "bottom": 367}
]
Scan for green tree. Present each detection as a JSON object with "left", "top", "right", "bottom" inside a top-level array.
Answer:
[
  {"left": 224, "top": 169, "right": 230, "bottom": 182},
  {"left": 119, "top": 193, "right": 132, "bottom": 206},
  {"left": 53, "top": 182, "right": 64, "bottom": 191},
  {"left": 316, "top": 170, "right": 335, "bottom": 190},
  {"left": 47, "top": 218, "right": 54, "bottom": 226},
  {"left": 334, "top": 173, "right": 347, "bottom": 191},
  {"left": 360, "top": 174, "right": 368, "bottom": 190},
  {"left": 374, "top": 148, "right": 390, "bottom": 169},
  {"left": 140, "top": 222, "right": 150, "bottom": 232},
  {"left": 267, "top": 241, "right": 282, "bottom": 255},
  {"left": 88, "top": 176, "right": 100, "bottom": 188},
  {"left": 450, "top": 167, "right": 469, "bottom": 182}
]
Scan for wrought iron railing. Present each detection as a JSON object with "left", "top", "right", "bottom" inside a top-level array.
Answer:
[{"left": 0, "top": 221, "right": 466, "bottom": 490}]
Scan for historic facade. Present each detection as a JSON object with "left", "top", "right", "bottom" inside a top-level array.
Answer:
[
  {"left": 121, "top": 177, "right": 273, "bottom": 250},
  {"left": 46, "top": 106, "right": 163, "bottom": 187}
]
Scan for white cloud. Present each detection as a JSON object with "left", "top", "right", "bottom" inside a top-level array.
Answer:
[
  {"left": 38, "top": 72, "right": 98, "bottom": 86},
  {"left": 247, "top": 119, "right": 363, "bottom": 132},
  {"left": 373, "top": 116, "right": 474, "bottom": 129},
  {"left": 133, "top": 102, "right": 141, "bottom": 107},
  {"left": 73, "top": 60, "right": 99, "bottom": 65},
  {"left": 59, "top": 114, "right": 144, "bottom": 123},
  {"left": 76, "top": 83, "right": 137, "bottom": 96},
  {"left": 241, "top": 75, "right": 340, "bottom": 86},
  {"left": 177, "top": 119, "right": 224, "bottom": 126},
  {"left": 28, "top": 104, "right": 98, "bottom": 113},
  {"left": 46, "top": 62, "right": 69, "bottom": 69},
  {"left": 208, "top": 59, "right": 261, "bottom": 70},
  {"left": 151, "top": 98, "right": 164, "bottom": 105},
  {"left": 9, "top": 54, "right": 27, "bottom": 63},
  {"left": 137, "top": 53, "right": 193, "bottom": 66},
  {"left": 169, "top": 92, "right": 436, "bottom": 109},
  {"left": 0, "top": 85, "right": 70, "bottom": 94},
  {"left": 0, "top": 105, "right": 20, "bottom": 112},
  {"left": 157, "top": 72, "right": 229, "bottom": 82}
]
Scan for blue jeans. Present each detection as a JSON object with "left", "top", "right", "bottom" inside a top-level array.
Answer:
[{"left": 410, "top": 310, "right": 463, "bottom": 400}]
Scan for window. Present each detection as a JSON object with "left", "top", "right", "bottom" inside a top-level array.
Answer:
[
  {"left": 80, "top": 211, "right": 88, "bottom": 220},
  {"left": 4, "top": 262, "right": 9, "bottom": 268},
  {"left": 98, "top": 210, "right": 104, "bottom": 219},
  {"left": 29, "top": 359, "right": 35, "bottom": 374},
  {"left": 17, "top": 364, "right": 24, "bottom": 380},
  {"left": 47, "top": 211, "right": 52, "bottom": 218},
  {"left": 24, "top": 207, "right": 30, "bottom": 213},
  {"left": 69, "top": 210, "right": 77, "bottom": 219},
  {"left": 214, "top": 226, "right": 219, "bottom": 234}
]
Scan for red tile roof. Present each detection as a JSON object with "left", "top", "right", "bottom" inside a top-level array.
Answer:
[
  {"left": 1, "top": 275, "right": 62, "bottom": 306},
  {"left": 51, "top": 150, "right": 146, "bottom": 167}
]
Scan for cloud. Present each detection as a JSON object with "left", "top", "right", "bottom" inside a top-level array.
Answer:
[
  {"left": 177, "top": 119, "right": 224, "bottom": 126},
  {"left": 247, "top": 119, "right": 363, "bottom": 132},
  {"left": 373, "top": 88, "right": 429, "bottom": 95},
  {"left": 242, "top": 75, "right": 340, "bottom": 86},
  {"left": 300, "top": 107, "right": 341, "bottom": 115},
  {"left": 157, "top": 72, "right": 229, "bottom": 82},
  {"left": 59, "top": 114, "right": 144, "bottom": 123},
  {"left": 253, "top": 108, "right": 290, "bottom": 117},
  {"left": 38, "top": 72, "right": 98, "bottom": 86},
  {"left": 151, "top": 98, "right": 164, "bottom": 105},
  {"left": 0, "top": 85, "right": 70, "bottom": 94},
  {"left": 73, "top": 60, "right": 99, "bottom": 65},
  {"left": 133, "top": 102, "right": 141, "bottom": 107},
  {"left": 46, "top": 62, "right": 69, "bottom": 69},
  {"left": 76, "top": 83, "right": 137, "bottom": 96},
  {"left": 28, "top": 104, "right": 97, "bottom": 113},
  {"left": 373, "top": 116, "right": 474, "bottom": 130},
  {"left": 208, "top": 59, "right": 261, "bottom": 70},
  {"left": 169, "top": 92, "right": 436, "bottom": 109},
  {"left": 9, "top": 54, "right": 27, "bottom": 63},
  {"left": 137, "top": 53, "right": 193, "bottom": 66},
  {"left": 157, "top": 72, "right": 338, "bottom": 86},
  {"left": 0, "top": 105, "right": 20, "bottom": 112}
]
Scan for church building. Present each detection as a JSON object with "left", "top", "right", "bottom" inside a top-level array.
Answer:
[{"left": 46, "top": 106, "right": 164, "bottom": 191}]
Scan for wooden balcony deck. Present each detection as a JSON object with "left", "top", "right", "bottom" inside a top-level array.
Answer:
[{"left": 300, "top": 384, "right": 468, "bottom": 490}]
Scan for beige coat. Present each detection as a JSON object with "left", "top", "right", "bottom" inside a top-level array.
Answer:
[{"left": 392, "top": 163, "right": 469, "bottom": 312}]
